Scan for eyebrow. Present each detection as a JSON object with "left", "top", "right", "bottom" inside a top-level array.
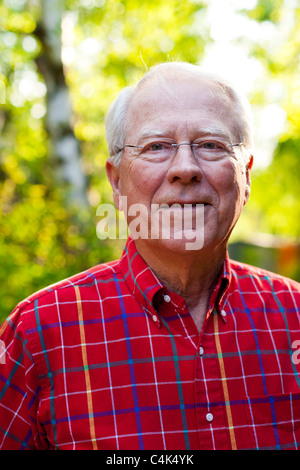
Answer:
[
  {"left": 195, "top": 128, "right": 232, "bottom": 140},
  {"left": 136, "top": 129, "right": 171, "bottom": 143},
  {"left": 136, "top": 127, "right": 232, "bottom": 144}
]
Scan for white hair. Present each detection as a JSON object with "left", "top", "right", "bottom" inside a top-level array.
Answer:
[{"left": 105, "top": 61, "right": 253, "bottom": 166}]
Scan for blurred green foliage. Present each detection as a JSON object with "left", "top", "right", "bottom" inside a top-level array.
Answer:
[{"left": 0, "top": 0, "right": 299, "bottom": 323}]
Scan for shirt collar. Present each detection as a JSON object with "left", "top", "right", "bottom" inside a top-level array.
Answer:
[
  {"left": 206, "top": 254, "right": 231, "bottom": 321},
  {"left": 119, "top": 237, "right": 164, "bottom": 315},
  {"left": 119, "top": 237, "right": 232, "bottom": 322}
]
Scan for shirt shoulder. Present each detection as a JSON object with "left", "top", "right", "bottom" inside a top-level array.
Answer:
[
  {"left": 0, "top": 259, "right": 123, "bottom": 374},
  {"left": 1, "top": 259, "right": 122, "bottom": 346},
  {"left": 229, "top": 258, "right": 300, "bottom": 289},
  {"left": 15, "top": 258, "right": 121, "bottom": 313},
  {"left": 228, "top": 258, "right": 300, "bottom": 311}
]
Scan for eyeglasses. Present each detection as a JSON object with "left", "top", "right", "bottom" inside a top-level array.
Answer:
[{"left": 117, "top": 139, "right": 244, "bottom": 162}]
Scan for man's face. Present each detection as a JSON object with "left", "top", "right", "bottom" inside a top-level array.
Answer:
[{"left": 106, "top": 75, "right": 252, "bottom": 255}]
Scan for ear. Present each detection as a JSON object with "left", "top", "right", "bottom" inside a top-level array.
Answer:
[
  {"left": 243, "top": 154, "right": 253, "bottom": 206},
  {"left": 105, "top": 157, "right": 122, "bottom": 210}
]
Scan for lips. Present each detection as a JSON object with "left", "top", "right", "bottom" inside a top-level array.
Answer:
[{"left": 162, "top": 201, "right": 208, "bottom": 207}]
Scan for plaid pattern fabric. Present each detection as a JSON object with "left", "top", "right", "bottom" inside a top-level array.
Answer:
[{"left": 0, "top": 236, "right": 300, "bottom": 450}]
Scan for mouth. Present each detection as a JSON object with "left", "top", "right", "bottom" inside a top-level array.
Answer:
[{"left": 164, "top": 202, "right": 209, "bottom": 208}]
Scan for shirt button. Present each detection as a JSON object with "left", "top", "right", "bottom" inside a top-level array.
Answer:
[
  {"left": 199, "top": 347, "right": 204, "bottom": 356},
  {"left": 152, "top": 315, "right": 158, "bottom": 322},
  {"left": 220, "top": 309, "right": 226, "bottom": 317},
  {"left": 206, "top": 412, "right": 214, "bottom": 422},
  {"left": 163, "top": 294, "right": 171, "bottom": 303}
]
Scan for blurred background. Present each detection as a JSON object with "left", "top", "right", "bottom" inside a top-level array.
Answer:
[{"left": 0, "top": 0, "right": 299, "bottom": 323}]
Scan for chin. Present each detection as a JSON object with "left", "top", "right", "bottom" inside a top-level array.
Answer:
[{"left": 147, "top": 233, "right": 206, "bottom": 254}]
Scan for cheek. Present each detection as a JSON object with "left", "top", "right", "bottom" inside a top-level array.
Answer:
[
  {"left": 120, "top": 160, "right": 162, "bottom": 204},
  {"left": 206, "top": 161, "right": 236, "bottom": 192},
  {"left": 207, "top": 161, "right": 246, "bottom": 207}
]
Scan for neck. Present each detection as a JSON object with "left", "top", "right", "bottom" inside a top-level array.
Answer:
[{"left": 135, "top": 240, "right": 227, "bottom": 330}]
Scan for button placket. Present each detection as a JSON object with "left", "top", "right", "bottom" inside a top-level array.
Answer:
[{"left": 194, "top": 312, "right": 232, "bottom": 449}]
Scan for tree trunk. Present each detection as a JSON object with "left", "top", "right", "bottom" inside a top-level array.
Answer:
[{"left": 35, "top": 0, "right": 88, "bottom": 206}]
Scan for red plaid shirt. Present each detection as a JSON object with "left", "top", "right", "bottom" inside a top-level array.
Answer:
[{"left": 1, "top": 237, "right": 300, "bottom": 450}]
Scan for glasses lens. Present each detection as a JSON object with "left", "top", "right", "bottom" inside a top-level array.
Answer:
[{"left": 141, "top": 142, "right": 174, "bottom": 159}]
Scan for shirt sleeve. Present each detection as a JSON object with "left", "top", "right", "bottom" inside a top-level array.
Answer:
[{"left": 0, "top": 306, "right": 45, "bottom": 450}]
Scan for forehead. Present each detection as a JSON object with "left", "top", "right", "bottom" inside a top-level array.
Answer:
[{"left": 125, "top": 75, "right": 238, "bottom": 140}]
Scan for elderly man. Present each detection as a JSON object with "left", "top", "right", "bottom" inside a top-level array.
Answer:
[{"left": 0, "top": 62, "right": 300, "bottom": 451}]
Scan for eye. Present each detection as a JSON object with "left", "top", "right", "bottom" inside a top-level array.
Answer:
[
  {"left": 192, "top": 139, "right": 231, "bottom": 160},
  {"left": 200, "top": 141, "right": 220, "bottom": 150},
  {"left": 193, "top": 140, "right": 229, "bottom": 153},
  {"left": 143, "top": 141, "right": 172, "bottom": 153},
  {"left": 151, "top": 143, "right": 165, "bottom": 151}
]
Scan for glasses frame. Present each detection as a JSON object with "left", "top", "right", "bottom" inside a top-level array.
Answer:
[{"left": 116, "top": 140, "right": 244, "bottom": 157}]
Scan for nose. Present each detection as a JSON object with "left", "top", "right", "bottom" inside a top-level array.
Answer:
[{"left": 167, "top": 143, "right": 203, "bottom": 184}]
